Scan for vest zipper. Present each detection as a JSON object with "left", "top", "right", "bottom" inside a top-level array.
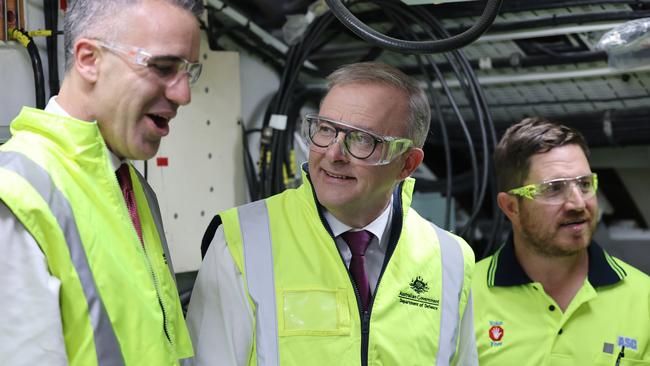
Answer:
[
  {"left": 361, "top": 262, "right": 391, "bottom": 366},
  {"left": 115, "top": 172, "right": 173, "bottom": 346},
  {"left": 312, "top": 186, "right": 398, "bottom": 366},
  {"left": 323, "top": 221, "right": 371, "bottom": 366},
  {"left": 360, "top": 185, "right": 405, "bottom": 365},
  {"left": 312, "top": 178, "right": 405, "bottom": 366},
  {"left": 347, "top": 256, "right": 370, "bottom": 366},
  {"left": 141, "top": 245, "right": 172, "bottom": 345},
  {"left": 361, "top": 310, "right": 370, "bottom": 366}
]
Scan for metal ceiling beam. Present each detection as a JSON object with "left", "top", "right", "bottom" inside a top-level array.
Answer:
[
  {"left": 206, "top": 0, "right": 318, "bottom": 70},
  {"left": 427, "top": 65, "right": 650, "bottom": 87},
  {"left": 305, "top": 64, "right": 650, "bottom": 90},
  {"left": 206, "top": 0, "right": 289, "bottom": 54},
  {"left": 477, "top": 22, "right": 625, "bottom": 43}
]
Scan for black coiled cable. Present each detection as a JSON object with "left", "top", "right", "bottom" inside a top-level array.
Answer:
[{"left": 325, "top": 0, "right": 503, "bottom": 54}]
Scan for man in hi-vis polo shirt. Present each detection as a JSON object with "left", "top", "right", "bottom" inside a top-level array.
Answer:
[{"left": 473, "top": 117, "right": 650, "bottom": 366}]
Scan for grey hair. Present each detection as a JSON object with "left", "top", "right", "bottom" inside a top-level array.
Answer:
[
  {"left": 64, "top": 0, "right": 204, "bottom": 72},
  {"left": 326, "top": 62, "right": 431, "bottom": 148}
]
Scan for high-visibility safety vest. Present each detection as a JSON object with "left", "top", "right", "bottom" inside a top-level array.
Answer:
[
  {"left": 218, "top": 168, "right": 475, "bottom": 365},
  {"left": 0, "top": 107, "right": 193, "bottom": 365}
]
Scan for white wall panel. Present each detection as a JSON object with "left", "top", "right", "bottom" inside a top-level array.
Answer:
[
  {"left": 1, "top": 0, "right": 62, "bottom": 141},
  {"left": 146, "top": 43, "right": 244, "bottom": 273}
]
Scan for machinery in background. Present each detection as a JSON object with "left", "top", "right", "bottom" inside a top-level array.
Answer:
[
  {"left": 2, "top": 0, "right": 26, "bottom": 41},
  {"left": 2, "top": 0, "right": 650, "bottom": 273},
  {"left": 1, "top": 0, "right": 61, "bottom": 110},
  {"left": 204, "top": 0, "right": 650, "bottom": 263}
]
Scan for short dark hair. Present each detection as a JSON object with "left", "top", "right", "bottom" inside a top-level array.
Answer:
[
  {"left": 64, "top": 0, "right": 204, "bottom": 72},
  {"left": 326, "top": 62, "right": 431, "bottom": 148},
  {"left": 494, "top": 117, "right": 590, "bottom": 192}
]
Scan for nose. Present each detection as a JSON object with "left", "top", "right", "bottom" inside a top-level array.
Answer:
[
  {"left": 564, "top": 184, "right": 586, "bottom": 209},
  {"left": 325, "top": 135, "right": 349, "bottom": 161},
  {"left": 165, "top": 73, "right": 192, "bottom": 106}
]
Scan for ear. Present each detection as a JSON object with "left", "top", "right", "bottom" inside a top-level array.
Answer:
[
  {"left": 497, "top": 192, "right": 520, "bottom": 225},
  {"left": 397, "top": 147, "right": 424, "bottom": 180},
  {"left": 73, "top": 38, "right": 102, "bottom": 83}
]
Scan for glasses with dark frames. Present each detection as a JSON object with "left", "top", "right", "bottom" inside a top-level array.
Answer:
[{"left": 302, "top": 114, "right": 413, "bottom": 166}]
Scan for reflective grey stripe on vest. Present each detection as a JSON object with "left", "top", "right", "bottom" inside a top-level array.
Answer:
[
  {"left": 433, "top": 224, "right": 466, "bottom": 366},
  {"left": 134, "top": 169, "right": 176, "bottom": 280},
  {"left": 0, "top": 151, "right": 125, "bottom": 366},
  {"left": 238, "top": 200, "right": 279, "bottom": 366}
]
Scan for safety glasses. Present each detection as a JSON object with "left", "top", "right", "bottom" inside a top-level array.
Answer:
[
  {"left": 301, "top": 114, "right": 413, "bottom": 166},
  {"left": 508, "top": 173, "right": 598, "bottom": 205},
  {"left": 95, "top": 39, "right": 202, "bottom": 86}
]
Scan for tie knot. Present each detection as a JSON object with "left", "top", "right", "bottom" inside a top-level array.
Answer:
[{"left": 341, "top": 230, "right": 373, "bottom": 256}]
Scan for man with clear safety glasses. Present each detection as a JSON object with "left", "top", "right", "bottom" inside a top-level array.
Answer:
[
  {"left": 472, "top": 117, "right": 650, "bottom": 366},
  {"left": 188, "top": 62, "right": 478, "bottom": 365},
  {"left": 0, "top": 0, "right": 203, "bottom": 364}
]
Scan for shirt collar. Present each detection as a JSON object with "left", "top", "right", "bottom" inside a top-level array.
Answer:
[
  {"left": 324, "top": 196, "right": 393, "bottom": 248},
  {"left": 108, "top": 151, "right": 124, "bottom": 172},
  {"left": 488, "top": 234, "right": 626, "bottom": 288},
  {"left": 45, "top": 97, "right": 124, "bottom": 171},
  {"left": 44, "top": 96, "right": 70, "bottom": 117}
]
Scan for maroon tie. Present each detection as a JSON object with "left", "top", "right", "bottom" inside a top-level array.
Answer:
[
  {"left": 341, "top": 230, "right": 373, "bottom": 311},
  {"left": 116, "top": 163, "right": 143, "bottom": 244}
]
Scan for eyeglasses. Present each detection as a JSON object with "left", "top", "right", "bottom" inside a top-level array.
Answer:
[
  {"left": 301, "top": 114, "right": 413, "bottom": 166},
  {"left": 95, "top": 40, "right": 202, "bottom": 86},
  {"left": 508, "top": 173, "right": 598, "bottom": 205}
]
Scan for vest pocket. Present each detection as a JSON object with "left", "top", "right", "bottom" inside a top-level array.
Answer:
[{"left": 279, "top": 288, "right": 351, "bottom": 336}]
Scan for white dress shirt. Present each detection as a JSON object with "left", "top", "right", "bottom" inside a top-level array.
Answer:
[
  {"left": 0, "top": 98, "right": 122, "bottom": 365},
  {"left": 325, "top": 199, "right": 392, "bottom": 295},
  {"left": 186, "top": 198, "right": 478, "bottom": 366}
]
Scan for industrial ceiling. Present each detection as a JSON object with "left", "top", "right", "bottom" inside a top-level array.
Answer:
[{"left": 203, "top": 0, "right": 650, "bottom": 251}]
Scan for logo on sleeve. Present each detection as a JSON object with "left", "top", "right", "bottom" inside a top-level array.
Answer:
[
  {"left": 488, "top": 321, "right": 504, "bottom": 347},
  {"left": 397, "top": 276, "right": 439, "bottom": 310}
]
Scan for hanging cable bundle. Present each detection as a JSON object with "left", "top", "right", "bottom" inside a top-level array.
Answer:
[
  {"left": 43, "top": 0, "right": 60, "bottom": 97},
  {"left": 233, "top": 1, "right": 501, "bottom": 253},
  {"left": 363, "top": 0, "right": 498, "bottom": 250},
  {"left": 9, "top": 28, "right": 46, "bottom": 109},
  {"left": 257, "top": 10, "right": 338, "bottom": 199}
]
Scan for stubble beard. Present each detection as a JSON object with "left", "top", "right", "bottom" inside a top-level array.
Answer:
[{"left": 519, "top": 213, "right": 596, "bottom": 258}]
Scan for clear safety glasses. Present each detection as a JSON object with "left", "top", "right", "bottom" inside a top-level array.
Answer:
[
  {"left": 508, "top": 173, "right": 599, "bottom": 205},
  {"left": 301, "top": 114, "right": 413, "bottom": 166},
  {"left": 95, "top": 40, "right": 202, "bottom": 86}
]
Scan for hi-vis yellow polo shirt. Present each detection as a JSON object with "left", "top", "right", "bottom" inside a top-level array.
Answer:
[{"left": 472, "top": 237, "right": 650, "bottom": 366}]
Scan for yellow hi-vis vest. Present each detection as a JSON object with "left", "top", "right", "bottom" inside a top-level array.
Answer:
[
  {"left": 0, "top": 107, "right": 193, "bottom": 365},
  {"left": 218, "top": 168, "right": 475, "bottom": 365}
]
